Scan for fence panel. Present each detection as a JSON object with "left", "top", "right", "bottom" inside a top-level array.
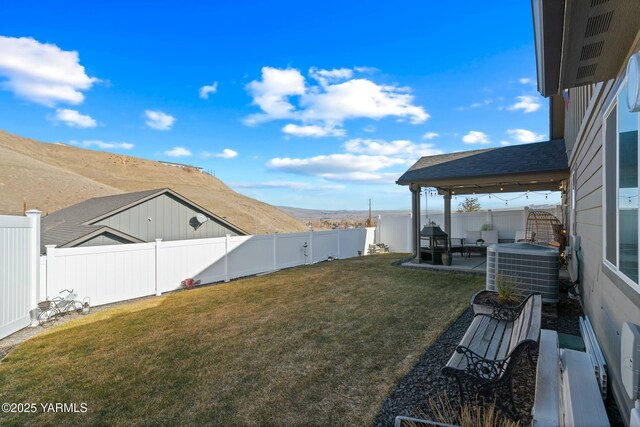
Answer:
[
  {"left": 0, "top": 215, "right": 34, "bottom": 339},
  {"left": 157, "top": 237, "right": 227, "bottom": 293},
  {"left": 311, "top": 230, "right": 339, "bottom": 263},
  {"left": 275, "top": 232, "right": 309, "bottom": 269},
  {"left": 491, "top": 210, "right": 525, "bottom": 239},
  {"left": 339, "top": 228, "right": 365, "bottom": 258},
  {"left": 376, "top": 215, "right": 412, "bottom": 252},
  {"left": 48, "top": 243, "right": 156, "bottom": 307},
  {"left": 227, "top": 235, "right": 275, "bottom": 280}
]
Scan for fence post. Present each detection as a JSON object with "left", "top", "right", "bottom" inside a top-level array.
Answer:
[
  {"left": 155, "top": 239, "right": 162, "bottom": 296},
  {"left": 523, "top": 206, "right": 530, "bottom": 233},
  {"left": 26, "top": 210, "right": 41, "bottom": 325},
  {"left": 337, "top": 228, "right": 341, "bottom": 259},
  {"left": 45, "top": 245, "right": 56, "bottom": 300},
  {"left": 309, "top": 230, "right": 313, "bottom": 264},
  {"left": 273, "top": 233, "right": 277, "bottom": 271},
  {"left": 224, "top": 234, "right": 230, "bottom": 282}
]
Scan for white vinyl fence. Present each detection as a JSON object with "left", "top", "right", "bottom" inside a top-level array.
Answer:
[
  {"left": 1, "top": 211, "right": 41, "bottom": 340},
  {"left": 376, "top": 206, "right": 563, "bottom": 252},
  {"left": 39, "top": 228, "right": 375, "bottom": 309}
]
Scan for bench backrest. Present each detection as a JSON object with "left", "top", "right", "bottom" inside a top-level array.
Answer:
[{"left": 507, "top": 294, "right": 542, "bottom": 356}]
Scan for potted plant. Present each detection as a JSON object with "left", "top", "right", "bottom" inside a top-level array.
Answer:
[
  {"left": 471, "top": 273, "right": 523, "bottom": 314},
  {"left": 441, "top": 250, "right": 452, "bottom": 266}
]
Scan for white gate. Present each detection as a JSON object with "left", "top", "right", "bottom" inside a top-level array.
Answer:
[{"left": 0, "top": 211, "right": 41, "bottom": 340}]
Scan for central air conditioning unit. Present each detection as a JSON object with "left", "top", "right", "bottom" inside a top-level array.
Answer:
[{"left": 486, "top": 243, "right": 560, "bottom": 303}]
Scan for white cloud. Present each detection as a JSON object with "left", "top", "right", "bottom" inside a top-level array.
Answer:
[
  {"left": 244, "top": 67, "right": 306, "bottom": 125},
  {"left": 266, "top": 137, "right": 443, "bottom": 184},
  {"left": 232, "top": 181, "right": 345, "bottom": 191},
  {"left": 69, "top": 140, "right": 133, "bottom": 150},
  {"left": 506, "top": 128, "right": 545, "bottom": 144},
  {"left": 199, "top": 82, "right": 218, "bottom": 99},
  {"left": 344, "top": 138, "right": 442, "bottom": 159},
  {"left": 457, "top": 99, "right": 491, "bottom": 111},
  {"left": 519, "top": 78, "right": 533, "bottom": 85},
  {"left": 302, "top": 78, "right": 429, "bottom": 124},
  {"left": 508, "top": 95, "right": 542, "bottom": 113},
  {"left": 422, "top": 132, "right": 439, "bottom": 140},
  {"left": 50, "top": 109, "right": 96, "bottom": 128},
  {"left": 164, "top": 146, "right": 191, "bottom": 157},
  {"left": 244, "top": 66, "right": 429, "bottom": 131},
  {"left": 145, "top": 110, "right": 175, "bottom": 130},
  {"left": 202, "top": 148, "right": 238, "bottom": 158},
  {"left": 282, "top": 124, "right": 345, "bottom": 137},
  {"left": 268, "top": 154, "right": 406, "bottom": 176},
  {"left": 462, "top": 131, "right": 490, "bottom": 144},
  {"left": 0, "top": 36, "right": 98, "bottom": 106},
  {"left": 500, "top": 140, "right": 512, "bottom": 146}
]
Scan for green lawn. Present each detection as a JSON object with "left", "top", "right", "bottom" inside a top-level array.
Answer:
[{"left": 0, "top": 254, "right": 483, "bottom": 426}]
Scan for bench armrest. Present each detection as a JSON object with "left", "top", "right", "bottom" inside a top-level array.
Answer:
[
  {"left": 486, "top": 292, "right": 540, "bottom": 322},
  {"left": 452, "top": 345, "right": 509, "bottom": 382}
]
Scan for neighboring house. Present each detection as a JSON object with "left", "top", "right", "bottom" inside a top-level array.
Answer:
[
  {"left": 41, "top": 188, "right": 247, "bottom": 253},
  {"left": 397, "top": 1, "right": 640, "bottom": 423}
]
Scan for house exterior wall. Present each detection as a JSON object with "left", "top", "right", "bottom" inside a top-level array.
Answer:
[
  {"left": 76, "top": 233, "right": 130, "bottom": 247},
  {"left": 567, "top": 39, "right": 640, "bottom": 422},
  {"left": 94, "top": 193, "right": 240, "bottom": 242}
]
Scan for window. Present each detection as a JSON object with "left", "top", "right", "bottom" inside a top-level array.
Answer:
[{"left": 604, "top": 79, "right": 640, "bottom": 285}]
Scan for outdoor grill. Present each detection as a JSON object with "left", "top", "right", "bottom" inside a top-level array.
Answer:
[{"left": 420, "top": 224, "right": 448, "bottom": 264}]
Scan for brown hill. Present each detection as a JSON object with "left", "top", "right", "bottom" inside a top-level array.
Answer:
[{"left": 0, "top": 130, "right": 307, "bottom": 234}]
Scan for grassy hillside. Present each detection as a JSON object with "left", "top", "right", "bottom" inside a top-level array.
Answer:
[{"left": 0, "top": 130, "right": 306, "bottom": 234}]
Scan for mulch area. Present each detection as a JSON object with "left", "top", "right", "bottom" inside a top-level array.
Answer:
[{"left": 374, "top": 293, "right": 624, "bottom": 427}]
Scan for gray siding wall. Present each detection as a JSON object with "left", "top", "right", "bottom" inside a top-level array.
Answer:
[
  {"left": 94, "top": 194, "right": 239, "bottom": 242},
  {"left": 567, "top": 61, "right": 640, "bottom": 424},
  {"left": 76, "top": 233, "right": 129, "bottom": 247}
]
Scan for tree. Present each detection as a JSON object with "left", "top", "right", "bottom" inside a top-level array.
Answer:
[{"left": 457, "top": 197, "right": 481, "bottom": 212}]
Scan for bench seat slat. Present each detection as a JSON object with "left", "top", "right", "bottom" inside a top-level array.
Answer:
[
  {"left": 485, "top": 320, "right": 507, "bottom": 360},
  {"left": 447, "top": 315, "right": 490, "bottom": 369},
  {"left": 496, "top": 322, "right": 513, "bottom": 360}
]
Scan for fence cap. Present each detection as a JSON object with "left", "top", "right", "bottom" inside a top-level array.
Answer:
[{"left": 25, "top": 209, "right": 42, "bottom": 215}]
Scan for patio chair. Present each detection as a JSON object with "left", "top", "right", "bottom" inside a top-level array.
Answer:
[
  {"left": 464, "top": 230, "right": 482, "bottom": 246},
  {"left": 449, "top": 237, "right": 465, "bottom": 256},
  {"left": 481, "top": 230, "right": 499, "bottom": 245}
]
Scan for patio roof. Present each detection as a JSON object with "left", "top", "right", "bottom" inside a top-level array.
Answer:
[{"left": 396, "top": 139, "right": 569, "bottom": 195}]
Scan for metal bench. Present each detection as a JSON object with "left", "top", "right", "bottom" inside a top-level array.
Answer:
[{"left": 442, "top": 293, "right": 542, "bottom": 418}]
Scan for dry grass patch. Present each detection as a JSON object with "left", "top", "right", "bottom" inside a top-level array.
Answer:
[{"left": 0, "top": 254, "right": 482, "bottom": 426}]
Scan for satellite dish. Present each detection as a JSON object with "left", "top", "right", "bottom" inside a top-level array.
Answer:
[{"left": 196, "top": 213, "right": 208, "bottom": 225}]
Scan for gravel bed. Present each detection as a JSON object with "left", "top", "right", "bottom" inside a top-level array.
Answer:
[{"left": 374, "top": 293, "right": 623, "bottom": 427}]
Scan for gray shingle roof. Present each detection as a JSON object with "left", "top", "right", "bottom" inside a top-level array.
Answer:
[
  {"left": 396, "top": 139, "right": 569, "bottom": 185},
  {"left": 41, "top": 189, "right": 166, "bottom": 253}
]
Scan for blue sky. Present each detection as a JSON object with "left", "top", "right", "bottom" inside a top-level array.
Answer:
[{"left": 0, "top": 0, "right": 559, "bottom": 210}]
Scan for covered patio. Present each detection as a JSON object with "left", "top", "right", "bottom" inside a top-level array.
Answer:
[{"left": 396, "top": 139, "right": 570, "bottom": 264}]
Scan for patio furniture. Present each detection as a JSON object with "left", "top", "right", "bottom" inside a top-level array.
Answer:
[
  {"left": 441, "top": 293, "right": 542, "bottom": 418},
  {"left": 420, "top": 224, "right": 448, "bottom": 265},
  {"left": 466, "top": 242, "right": 488, "bottom": 257},
  {"left": 464, "top": 230, "right": 482, "bottom": 246},
  {"left": 449, "top": 237, "right": 465, "bottom": 256},
  {"left": 481, "top": 230, "right": 499, "bottom": 245}
]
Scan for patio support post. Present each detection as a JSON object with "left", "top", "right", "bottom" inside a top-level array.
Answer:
[
  {"left": 444, "top": 193, "right": 452, "bottom": 237},
  {"left": 410, "top": 183, "right": 421, "bottom": 263}
]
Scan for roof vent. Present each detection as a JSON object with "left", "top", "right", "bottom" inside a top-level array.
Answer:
[
  {"left": 577, "top": 63, "right": 598, "bottom": 80},
  {"left": 580, "top": 40, "right": 605, "bottom": 61},
  {"left": 590, "top": 0, "right": 611, "bottom": 6},
  {"left": 584, "top": 10, "right": 614, "bottom": 38}
]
